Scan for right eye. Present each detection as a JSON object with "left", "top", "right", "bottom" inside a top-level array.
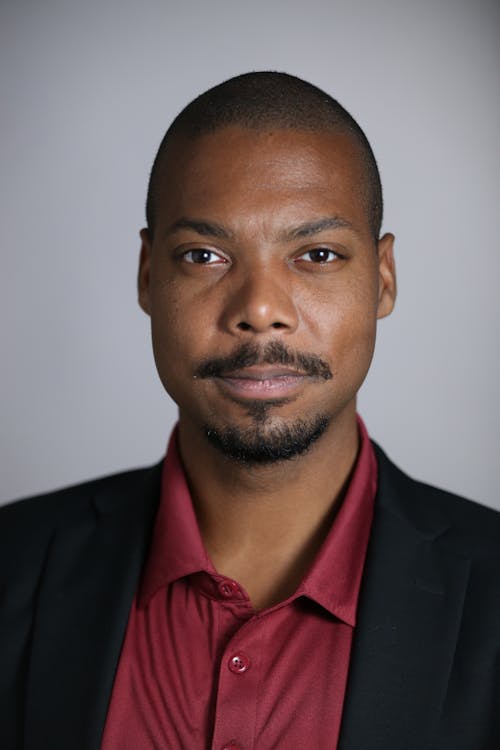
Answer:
[{"left": 182, "top": 249, "right": 228, "bottom": 265}]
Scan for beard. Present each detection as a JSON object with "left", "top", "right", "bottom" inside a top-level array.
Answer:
[
  {"left": 204, "top": 411, "right": 329, "bottom": 465},
  {"left": 197, "top": 340, "right": 333, "bottom": 464}
]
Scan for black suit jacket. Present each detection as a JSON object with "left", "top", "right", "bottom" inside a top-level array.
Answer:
[{"left": 1, "top": 445, "right": 499, "bottom": 749}]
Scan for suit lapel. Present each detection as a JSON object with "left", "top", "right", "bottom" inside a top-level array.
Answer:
[
  {"left": 338, "top": 448, "right": 470, "bottom": 750},
  {"left": 24, "top": 463, "right": 162, "bottom": 750}
]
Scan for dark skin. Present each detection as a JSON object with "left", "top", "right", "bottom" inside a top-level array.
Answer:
[{"left": 138, "top": 126, "right": 396, "bottom": 609}]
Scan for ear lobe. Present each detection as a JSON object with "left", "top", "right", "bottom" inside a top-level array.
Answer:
[
  {"left": 138, "top": 228, "right": 152, "bottom": 316},
  {"left": 376, "top": 232, "right": 397, "bottom": 320}
]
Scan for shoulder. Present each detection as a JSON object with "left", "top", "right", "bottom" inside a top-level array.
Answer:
[
  {"left": 372, "top": 442, "right": 500, "bottom": 557},
  {"left": 0, "top": 463, "right": 162, "bottom": 566}
]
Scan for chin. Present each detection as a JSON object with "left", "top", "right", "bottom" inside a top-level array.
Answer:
[{"left": 203, "top": 412, "right": 330, "bottom": 465}]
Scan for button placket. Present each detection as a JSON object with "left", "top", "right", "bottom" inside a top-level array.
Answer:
[{"left": 211, "top": 622, "right": 262, "bottom": 750}]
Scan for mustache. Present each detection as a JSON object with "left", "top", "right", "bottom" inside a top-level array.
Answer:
[{"left": 194, "top": 340, "right": 333, "bottom": 380}]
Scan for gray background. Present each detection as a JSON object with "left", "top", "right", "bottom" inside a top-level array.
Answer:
[{"left": 1, "top": 0, "right": 499, "bottom": 508}]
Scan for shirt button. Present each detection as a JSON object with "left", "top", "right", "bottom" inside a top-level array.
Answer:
[
  {"left": 228, "top": 653, "right": 251, "bottom": 674},
  {"left": 218, "top": 579, "right": 240, "bottom": 598},
  {"left": 221, "top": 743, "right": 242, "bottom": 750}
]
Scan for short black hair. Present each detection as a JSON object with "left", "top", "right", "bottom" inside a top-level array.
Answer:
[{"left": 146, "top": 71, "right": 383, "bottom": 239}]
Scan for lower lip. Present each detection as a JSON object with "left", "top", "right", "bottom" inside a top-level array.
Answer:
[{"left": 216, "top": 375, "right": 307, "bottom": 400}]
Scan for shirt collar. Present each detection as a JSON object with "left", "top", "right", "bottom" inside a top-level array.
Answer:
[
  {"left": 138, "top": 428, "right": 214, "bottom": 607},
  {"left": 139, "top": 416, "right": 377, "bottom": 626},
  {"left": 294, "top": 415, "right": 377, "bottom": 625}
]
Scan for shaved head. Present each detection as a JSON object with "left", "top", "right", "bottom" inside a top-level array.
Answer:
[{"left": 146, "top": 71, "right": 383, "bottom": 240}]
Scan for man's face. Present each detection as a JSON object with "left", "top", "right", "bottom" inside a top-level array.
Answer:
[{"left": 139, "top": 126, "right": 395, "bottom": 462}]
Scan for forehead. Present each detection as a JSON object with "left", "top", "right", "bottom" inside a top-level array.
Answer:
[{"left": 155, "top": 126, "right": 371, "bottom": 235}]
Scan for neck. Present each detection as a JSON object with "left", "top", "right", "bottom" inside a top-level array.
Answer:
[{"left": 177, "top": 406, "right": 360, "bottom": 609}]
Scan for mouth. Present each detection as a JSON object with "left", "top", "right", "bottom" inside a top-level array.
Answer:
[{"left": 215, "top": 366, "right": 311, "bottom": 400}]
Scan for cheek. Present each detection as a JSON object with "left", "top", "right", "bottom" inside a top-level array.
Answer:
[
  {"left": 149, "top": 277, "right": 217, "bottom": 385},
  {"left": 309, "top": 279, "right": 378, "bottom": 377},
  {"left": 307, "top": 270, "right": 377, "bottom": 335},
  {"left": 149, "top": 281, "right": 189, "bottom": 385}
]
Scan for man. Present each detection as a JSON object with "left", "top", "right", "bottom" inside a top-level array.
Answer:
[{"left": 1, "top": 72, "right": 499, "bottom": 750}]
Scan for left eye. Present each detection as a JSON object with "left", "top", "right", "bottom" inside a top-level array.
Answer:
[
  {"left": 182, "top": 249, "right": 226, "bottom": 264},
  {"left": 297, "top": 248, "right": 339, "bottom": 263}
]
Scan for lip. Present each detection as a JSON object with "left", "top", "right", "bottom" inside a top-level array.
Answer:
[{"left": 215, "top": 366, "right": 309, "bottom": 400}]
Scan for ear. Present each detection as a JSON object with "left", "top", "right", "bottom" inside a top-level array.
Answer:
[
  {"left": 138, "top": 228, "right": 152, "bottom": 315},
  {"left": 376, "top": 232, "right": 396, "bottom": 319}
]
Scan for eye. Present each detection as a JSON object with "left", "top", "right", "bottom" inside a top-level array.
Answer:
[
  {"left": 182, "top": 248, "right": 228, "bottom": 265},
  {"left": 296, "top": 247, "right": 341, "bottom": 264}
]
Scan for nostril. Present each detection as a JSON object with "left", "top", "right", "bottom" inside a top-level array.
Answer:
[{"left": 236, "top": 320, "right": 286, "bottom": 331}]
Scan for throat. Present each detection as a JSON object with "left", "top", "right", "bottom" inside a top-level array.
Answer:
[
  {"left": 179, "top": 408, "right": 361, "bottom": 609},
  {"left": 205, "top": 490, "right": 343, "bottom": 611}
]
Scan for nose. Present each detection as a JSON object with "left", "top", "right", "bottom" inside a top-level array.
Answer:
[{"left": 221, "top": 266, "right": 299, "bottom": 335}]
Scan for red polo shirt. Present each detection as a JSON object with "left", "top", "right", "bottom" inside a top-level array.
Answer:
[{"left": 101, "top": 417, "right": 377, "bottom": 749}]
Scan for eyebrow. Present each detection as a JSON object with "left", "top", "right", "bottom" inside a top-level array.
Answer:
[
  {"left": 166, "top": 217, "right": 231, "bottom": 239},
  {"left": 165, "top": 214, "right": 354, "bottom": 242},
  {"left": 282, "top": 216, "right": 354, "bottom": 240}
]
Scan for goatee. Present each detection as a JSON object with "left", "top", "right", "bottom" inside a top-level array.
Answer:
[{"left": 204, "top": 414, "right": 329, "bottom": 465}]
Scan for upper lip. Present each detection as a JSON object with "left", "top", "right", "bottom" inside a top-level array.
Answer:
[{"left": 218, "top": 366, "right": 306, "bottom": 380}]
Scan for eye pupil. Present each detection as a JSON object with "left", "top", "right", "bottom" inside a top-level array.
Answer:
[
  {"left": 310, "top": 248, "right": 331, "bottom": 262},
  {"left": 193, "top": 250, "right": 212, "bottom": 263}
]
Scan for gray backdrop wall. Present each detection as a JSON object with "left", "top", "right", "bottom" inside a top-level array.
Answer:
[{"left": 1, "top": 0, "right": 499, "bottom": 508}]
